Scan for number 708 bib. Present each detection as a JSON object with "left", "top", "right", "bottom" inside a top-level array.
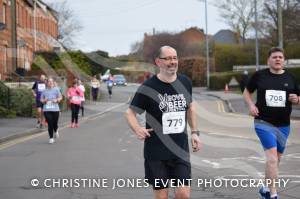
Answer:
[
  {"left": 162, "top": 111, "right": 186, "bottom": 134},
  {"left": 265, "top": 90, "right": 286, "bottom": 107}
]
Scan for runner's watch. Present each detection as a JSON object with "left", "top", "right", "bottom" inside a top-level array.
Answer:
[{"left": 191, "top": 130, "right": 200, "bottom": 136}]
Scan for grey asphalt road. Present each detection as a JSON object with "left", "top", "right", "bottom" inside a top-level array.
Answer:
[{"left": 0, "top": 85, "right": 299, "bottom": 199}]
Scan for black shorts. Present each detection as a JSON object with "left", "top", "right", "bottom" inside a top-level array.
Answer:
[
  {"left": 145, "top": 158, "right": 191, "bottom": 190},
  {"left": 36, "top": 100, "right": 43, "bottom": 108}
]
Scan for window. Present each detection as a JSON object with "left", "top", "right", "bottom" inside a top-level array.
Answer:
[
  {"left": 3, "top": 46, "right": 7, "bottom": 73},
  {"left": 2, "top": 3, "right": 6, "bottom": 24}
]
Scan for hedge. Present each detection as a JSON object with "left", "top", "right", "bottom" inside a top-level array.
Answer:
[
  {"left": 9, "top": 88, "right": 35, "bottom": 117},
  {"left": 209, "top": 71, "right": 244, "bottom": 90}
]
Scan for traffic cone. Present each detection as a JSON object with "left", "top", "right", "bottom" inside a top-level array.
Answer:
[{"left": 224, "top": 84, "right": 229, "bottom": 93}]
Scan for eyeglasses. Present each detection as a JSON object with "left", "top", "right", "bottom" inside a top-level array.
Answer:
[{"left": 159, "top": 56, "right": 178, "bottom": 61}]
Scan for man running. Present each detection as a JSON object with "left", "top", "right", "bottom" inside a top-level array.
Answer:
[
  {"left": 244, "top": 47, "right": 300, "bottom": 199},
  {"left": 125, "top": 46, "right": 201, "bottom": 199},
  {"left": 32, "top": 74, "right": 47, "bottom": 128}
]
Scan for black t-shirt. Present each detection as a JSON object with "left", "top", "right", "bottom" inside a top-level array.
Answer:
[
  {"left": 247, "top": 68, "right": 300, "bottom": 126},
  {"left": 130, "top": 74, "right": 193, "bottom": 160}
]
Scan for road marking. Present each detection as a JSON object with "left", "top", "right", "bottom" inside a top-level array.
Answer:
[
  {"left": 0, "top": 98, "right": 131, "bottom": 151},
  {"left": 205, "top": 131, "right": 252, "bottom": 140},
  {"left": 216, "top": 100, "right": 225, "bottom": 113},
  {"left": 0, "top": 133, "right": 45, "bottom": 151}
]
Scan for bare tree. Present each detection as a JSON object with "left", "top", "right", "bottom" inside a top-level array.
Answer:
[
  {"left": 48, "top": 0, "right": 83, "bottom": 49},
  {"left": 214, "top": 0, "right": 258, "bottom": 44},
  {"left": 261, "top": 0, "right": 300, "bottom": 45}
]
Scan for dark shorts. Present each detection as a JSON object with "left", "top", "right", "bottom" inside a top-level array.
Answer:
[
  {"left": 36, "top": 100, "right": 43, "bottom": 108},
  {"left": 145, "top": 158, "right": 191, "bottom": 190}
]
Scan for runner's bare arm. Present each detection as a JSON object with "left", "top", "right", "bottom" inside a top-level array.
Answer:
[
  {"left": 187, "top": 102, "right": 201, "bottom": 152},
  {"left": 243, "top": 88, "right": 259, "bottom": 117},
  {"left": 187, "top": 102, "right": 197, "bottom": 131},
  {"left": 125, "top": 108, "right": 152, "bottom": 140}
]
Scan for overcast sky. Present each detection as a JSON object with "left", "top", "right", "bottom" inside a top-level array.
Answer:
[{"left": 44, "top": 0, "right": 228, "bottom": 56}]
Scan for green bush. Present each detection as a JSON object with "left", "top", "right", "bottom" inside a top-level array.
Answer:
[
  {"left": 209, "top": 71, "right": 249, "bottom": 90},
  {"left": 32, "top": 51, "right": 93, "bottom": 76},
  {"left": 9, "top": 88, "right": 34, "bottom": 117}
]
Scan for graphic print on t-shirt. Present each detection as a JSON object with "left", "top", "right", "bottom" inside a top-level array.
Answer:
[{"left": 158, "top": 93, "right": 187, "bottom": 134}]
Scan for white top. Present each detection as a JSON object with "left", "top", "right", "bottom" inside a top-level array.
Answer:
[{"left": 78, "top": 84, "right": 85, "bottom": 101}]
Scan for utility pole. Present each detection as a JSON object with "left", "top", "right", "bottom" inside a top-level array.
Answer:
[
  {"left": 277, "top": 0, "right": 283, "bottom": 48},
  {"left": 10, "top": 0, "right": 17, "bottom": 71},
  {"left": 204, "top": 0, "right": 210, "bottom": 88},
  {"left": 254, "top": 0, "right": 259, "bottom": 71}
]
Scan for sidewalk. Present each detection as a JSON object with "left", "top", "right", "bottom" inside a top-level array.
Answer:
[{"left": 0, "top": 100, "right": 120, "bottom": 144}]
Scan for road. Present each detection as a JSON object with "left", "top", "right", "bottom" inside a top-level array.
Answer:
[{"left": 0, "top": 84, "right": 299, "bottom": 199}]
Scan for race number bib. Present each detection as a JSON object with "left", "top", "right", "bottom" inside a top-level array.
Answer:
[
  {"left": 45, "top": 101, "right": 55, "bottom": 110},
  {"left": 37, "top": 83, "right": 46, "bottom": 92},
  {"left": 72, "top": 96, "right": 81, "bottom": 101},
  {"left": 162, "top": 111, "right": 186, "bottom": 134},
  {"left": 265, "top": 90, "right": 286, "bottom": 107}
]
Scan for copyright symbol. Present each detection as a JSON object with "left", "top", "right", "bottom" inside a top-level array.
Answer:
[{"left": 31, "top": 179, "right": 39, "bottom": 187}]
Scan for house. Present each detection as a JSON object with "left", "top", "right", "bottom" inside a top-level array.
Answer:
[
  {"left": 211, "top": 29, "right": 242, "bottom": 45},
  {"left": 0, "top": 0, "right": 59, "bottom": 80},
  {"left": 142, "top": 27, "right": 206, "bottom": 62}
]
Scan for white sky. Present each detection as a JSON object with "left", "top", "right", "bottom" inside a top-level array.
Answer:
[{"left": 44, "top": 0, "right": 229, "bottom": 56}]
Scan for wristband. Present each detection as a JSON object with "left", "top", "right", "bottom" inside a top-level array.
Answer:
[{"left": 191, "top": 130, "right": 200, "bottom": 136}]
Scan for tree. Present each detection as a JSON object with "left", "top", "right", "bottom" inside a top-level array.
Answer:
[
  {"left": 214, "top": 0, "right": 258, "bottom": 44},
  {"left": 48, "top": 0, "right": 83, "bottom": 49},
  {"left": 261, "top": 0, "right": 300, "bottom": 45}
]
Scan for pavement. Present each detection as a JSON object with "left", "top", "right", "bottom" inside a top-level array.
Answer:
[{"left": 1, "top": 87, "right": 299, "bottom": 144}]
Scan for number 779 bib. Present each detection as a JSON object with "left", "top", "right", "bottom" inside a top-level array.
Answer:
[{"left": 162, "top": 111, "right": 186, "bottom": 134}]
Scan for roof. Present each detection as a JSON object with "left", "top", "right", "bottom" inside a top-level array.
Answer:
[{"left": 211, "top": 29, "right": 241, "bottom": 44}]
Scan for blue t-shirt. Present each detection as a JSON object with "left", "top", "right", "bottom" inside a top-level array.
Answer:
[{"left": 40, "top": 88, "right": 62, "bottom": 112}]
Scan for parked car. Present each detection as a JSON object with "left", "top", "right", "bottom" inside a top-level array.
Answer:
[{"left": 113, "top": 74, "right": 127, "bottom": 86}]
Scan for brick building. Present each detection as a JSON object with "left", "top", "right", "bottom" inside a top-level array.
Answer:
[{"left": 0, "top": 0, "right": 58, "bottom": 80}]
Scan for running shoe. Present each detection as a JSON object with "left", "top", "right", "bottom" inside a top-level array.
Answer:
[
  {"left": 75, "top": 123, "right": 79, "bottom": 128},
  {"left": 54, "top": 130, "right": 59, "bottom": 138},
  {"left": 49, "top": 138, "right": 55, "bottom": 144},
  {"left": 259, "top": 186, "right": 270, "bottom": 199},
  {"left": 70, "top": 123, "right": 75, "bottom": 128}
]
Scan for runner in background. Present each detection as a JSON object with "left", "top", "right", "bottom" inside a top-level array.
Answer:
[
  {"left": 67, "top": 80, "right": 84, "bottom": 128},
  {"left": 78, "top": 79, "right": 85, "bottom": 116},
  {"left": 106, "top": 74, "right": 114, "bottom": 99},
  {"left": 90, "top": 75, "right": 100, "bottom": 101},
  {"left": 32, "top": 74, "right": 47, "bottom": 128}
]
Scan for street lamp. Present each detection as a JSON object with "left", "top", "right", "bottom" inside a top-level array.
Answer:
[
  {"left": 277, "top": 0, "right": 283, "bottom": 48},
  {"left": 254, "top": 0, "right": 259, "bottom": 71},
  {"left": 198, "top": 0, "right": 210, "bottom": 88}
]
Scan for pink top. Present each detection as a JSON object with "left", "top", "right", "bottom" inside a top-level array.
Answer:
[{"left": 67, "top": 86, "right": 84, "bottom": 105}]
